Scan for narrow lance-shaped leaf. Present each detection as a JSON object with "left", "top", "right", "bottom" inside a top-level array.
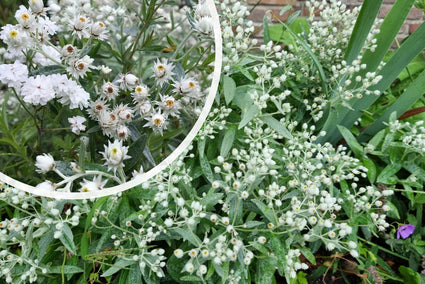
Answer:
[{"left": 359, "top": 68, "right": 425, "bottom": 142}]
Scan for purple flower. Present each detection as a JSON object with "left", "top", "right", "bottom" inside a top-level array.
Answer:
[{"left": 397, "top": 224, "right": 415, "bottom": 239}]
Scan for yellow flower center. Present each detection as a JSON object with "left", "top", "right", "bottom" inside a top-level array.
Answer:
[
  {"left": 79, "top": 17, "right": 86, "bottom": 22},
  {"left": 165, "top": 99, "right": 174, "bottom": 107},
  {"left": 157, "top": 65, "right": 165, "bottom": 71},
  {"left": 136, "top": 86, "right": 143, "bottom": 93},
  {"left": 21, "top": 13, "right": 30, "bottom": 21},
  {"left": 9, "top": 30, "right": 18, "bottom": 38},
  {"left": 153, "top": 118, "right": 162, "bottom": 126},
  {"left": 111, "top": 147, "right": 119, "bottom": 156},
  {"left": 188, "top": 82, "right": 195, "bottom": 88}
]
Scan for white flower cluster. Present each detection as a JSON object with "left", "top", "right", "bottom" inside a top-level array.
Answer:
[
  {"left": 390, "top": 120, "right": 425, "bottom": 153},
  {"left": 0, "top": 183, "right": 91, "bottom": 282},
  {"left": 218, "top": 0, "right": 256, "bottom": 72}
]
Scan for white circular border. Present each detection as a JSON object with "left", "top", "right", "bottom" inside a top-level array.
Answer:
[{"left": 0, "top": 0, "right": 222, "bottom": 200}]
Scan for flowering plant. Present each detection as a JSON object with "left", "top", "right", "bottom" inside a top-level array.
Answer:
[
  {"left": 1, "top": 0, "right": 425, "bottom": 283},
  {"left": 0, "top": 0, "right": 216, "bottom": 192}
]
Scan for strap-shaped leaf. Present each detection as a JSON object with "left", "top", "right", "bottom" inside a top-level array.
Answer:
[
  {"left": 359, "top": 68, "right": 425, "bottom": 141},
  {"left": 320, "top": 20, "right": 425, "bottom": 145},
  {"left": 344, "top": 0, "right": 383, "bottom": 65}
]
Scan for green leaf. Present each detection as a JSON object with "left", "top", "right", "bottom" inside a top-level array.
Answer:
[
  {"left": 223, "top": 76, "right": 237, "bottom": 105},
  {"left": 38, "top": 230, "right": 54, "bottom": 260},
  {"left": 377, "top": 163, "right": 402, "bottom": 184},
  {"left": 263, "top": 16, "right": 271, "bottom": 44},
  {"left": 59, "top": 223, "right": 76, "bottom": 255},
  {"left": 245, "top": 221, "right": 264, "bottom": 228},
  {"left": 81, "top": 196, "right": 109, "bottom": 259},
  {"left": 261, "top": 116, "right": 292, "bottom": 139},
  {"left": 298, "top": 246, "right": 316, "bottom": 265},
  {"left": 30, "top": 65, "right": 64, "bottom": 76},
  {"left": 344, "top": 0, "right": 383, "bottom": 64},
  {"left": 269, "top": 18, "right": 309, "bottom": 46},
  {"left": 101, "top": 259, "right": 136, "bottom": 277},
  {"left": 220, "top": 125, "right": 236, "bottom": 157},
  {"left": 47, "top": 265, "right": 84, "bottom": 274},
  {"left": 399, "top": 265, "right": 421, "bottom": 284},
  {"left": 337, "top": 125, "right": 363, "bottom": 158},
  {"left": 386, "top": 201, "right": 401, "bottom": 220},
  {"left": 319, "top": 20, "right": 425, "bottom": 145},
  {"left": 359, "top": 68, "right": 425, "bottom": 142},
  {"left": 269, "top": 234, "right": 287, "bottom": 276},
  {"left": 199, "top": 155, "right": 215, "bottom": 184},
  {"left": 360, "top": 0, "right": 416, "bottom": 75},
  {"left": 239, "top": 104, "right": 259, "bottom": 129},
  {"left": 255, "top": 257, "right": 277, "bottom": 284},
  {"left": 180, "top": 275, "right": 202, "bottom": 282},
  {"left": 251, "top": 199, "right": 275, "bottom": 224},
  {"left": 171, "top": 227, "right": 202, "bottom": 247}
]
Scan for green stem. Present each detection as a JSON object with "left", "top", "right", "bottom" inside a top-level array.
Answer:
[
  {"left": 357, "top": 236, "right": 409, "bottom": 261},
  {"left": 61, "top": 247, "right": 66, "bottom": 284},
  {"left": 172, "top": 30, "right": 194, "bottom": 60}
]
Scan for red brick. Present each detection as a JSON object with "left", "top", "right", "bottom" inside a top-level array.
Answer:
[
  {"left": 378, "top": 4, "right": 392, "bottom": 19},
  {"left": 247, "top": 0, "right": 296, "bottom": 5},
  {"left": 407, "top": 7, "right": 424, "bottom": 20},
  {"left": 409, "top": 22, "right": 422, "bottom": 34}
]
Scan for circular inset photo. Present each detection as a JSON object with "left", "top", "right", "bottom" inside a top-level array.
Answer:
[{"left": 0, "top": 0, "right": 221, "bottom": 199}]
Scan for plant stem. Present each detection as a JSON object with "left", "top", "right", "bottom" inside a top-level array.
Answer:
[
  {"left": 357, "top": 236, "right": 409, "bottom": 261},
  {"left": 61, "top": 247, "right": 66, "bottom": 284}
]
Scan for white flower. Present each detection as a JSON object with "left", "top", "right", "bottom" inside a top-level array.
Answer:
[
  {"left": 136, "top": 100, "right": 152, "bottom": 116},
  {"left": 132, "top": 85, "right": 149, "bottom": 103},
  {"left": 100, "top": 140, "right": 131, "bottom": 173},
  {"left": 194, "top": 1, "right": 211, "bottom": 19},
  {"left": 97, "top": 110, "right": 119, "bottom": 137},
  {"left": 0, "top": 61, "right": 28, "bottom": 89},
  {"left": 198, "top": 265, "right": 207, "bottom": 275},
  {"left": 173, "top": 76, "right": 200, "bottom": 98},
  {"left": 194, "top": 16, "right": 214, "bottom": 35},
  {"left": 116, "top": 125, "right": 130, "bottom": 140},
  {"left": 157, "top": 95, "right": 181, "bottom": 117},
  {"left": 114, "top": 104, "right": 133, "bottom": 122},
  {"left": 174, "top": 249, "right": 184, "bottom": 258},
  {"left": 35, "top": 154, "right": 56, "bottom": 173},
  {"left": 101, "top": 82, "right": 119, "bottom": 100},
  {"left": 152, "top": 59, "right": 174, "bottom": 87},
  {"left": 90, "top": 22, "right": 108, "bottom": 40},
  {"left": 29, "top": 0, "right": 44, "bottom": 14},
  {"left": 87, "top": 99, "right": 109, "bottom": 119},
  {"left": 15, "top": 5, "right": 34, "bottom": 29},
  {"left": 0, "top": 24, "right": 32, "bottom": 56},
  {"left": 37, "top": 17, "right": 59, "bottom": 35},
  {"left": 53, "top": 74, "right": 90, "bottom": 109},
  {"left": 67, "top": 55, "right": 95, "bottom": 79},
  {"left": 184, "top": 262, "right": 194, "bottom": 273},
  {"left": 258, "top": 236, "right": 267, "bottom": 244},
  {"left": 144, "top": 111, "right": 167, "bottom": 135},
  {"left": 36, "top": 180, "right": 56, "bottom": 191},
  {"left": 70, "top": 15, "right": 90, "bottom": 39},
  {"left": 61, "top": 44, "right": 77, "bottom": 61},
  {"left": 68, "top": 116, "right": 86, "bottom": 134},
  {"left": 21, "top": 75, "right": 55, "bottom": 105},
  {"left": 117, "top": 73, "right": 139, "bottom": 91}
]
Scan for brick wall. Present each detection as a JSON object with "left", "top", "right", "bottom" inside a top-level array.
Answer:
[{"left": 248, "top": 0, "right": 425, "bottom": 41}]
